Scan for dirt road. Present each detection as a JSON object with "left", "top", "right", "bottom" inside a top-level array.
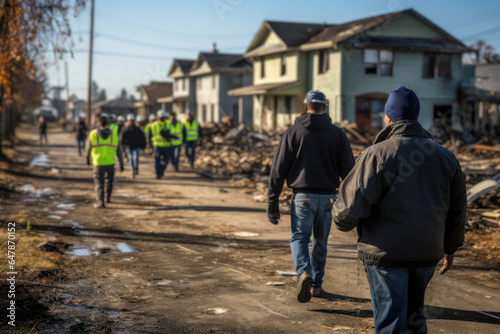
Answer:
[{"left": 1, "top": 124, "right": 499, "bottom": 333}]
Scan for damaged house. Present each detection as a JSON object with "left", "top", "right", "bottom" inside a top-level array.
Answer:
[
  {"left": 167, "top": 59, "right": 197, "bottom": 115},
  {"left": 230, "top": 9, "right": 470, "bottom": 130}
]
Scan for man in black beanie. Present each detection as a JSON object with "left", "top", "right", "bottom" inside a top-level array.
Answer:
[{"left": 332, "top": 86, "right": 466, "bottom": 333}]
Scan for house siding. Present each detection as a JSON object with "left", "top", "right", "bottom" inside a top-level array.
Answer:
[
  {"left": 254, "top": 51, "right": 300, "bottom": 85},
  {"left": 340, "top": 49, "right": 462, "bottom": 129}
]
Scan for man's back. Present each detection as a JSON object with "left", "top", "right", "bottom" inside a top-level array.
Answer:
[
  {"left": 334, "top": 120, "right": 466, "bottom": 267},
  {"left": 268, "top": 113, "right": 354, "bottom": 201}
]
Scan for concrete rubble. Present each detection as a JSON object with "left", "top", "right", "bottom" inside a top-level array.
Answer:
[{"left": 197, "top": 121, "right": 500, "bottom": 232}]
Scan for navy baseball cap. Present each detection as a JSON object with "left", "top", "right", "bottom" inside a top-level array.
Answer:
[{"left": 305, "top": 90, "right": 327, "bottom": 104}]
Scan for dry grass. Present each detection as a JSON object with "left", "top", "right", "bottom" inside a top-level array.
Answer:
[{"left": 0, "top": 228, "right": 62, "bottom": 272}]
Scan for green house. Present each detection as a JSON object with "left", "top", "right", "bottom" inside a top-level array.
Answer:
[{"left": 230, "top": 9, "right": 470, "bottom": 130}]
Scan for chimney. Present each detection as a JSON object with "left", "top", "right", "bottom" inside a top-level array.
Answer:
[{"left": 211, "top": 42, "right": 218, "bottom": 54}]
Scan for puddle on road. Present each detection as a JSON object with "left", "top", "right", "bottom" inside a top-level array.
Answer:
[
  {"left": 116, "top": 242, "right": 134, "bottom": 253},
  {"left": 206, "top": 308, "right": 229, "bottom": 315},
  {"left": 47, "top": 215, "right": 61, "bottom": 220},
  {"left": 120, "top": 193, "right": 145, "bottom": 199},
  {"left": 17, "top": 184, "right": 57, "bottom": 197},
  {"left": 29, "top": 153, "right": 50, "bottom": 168},
  {"left": 68, "top": 242, "right": 135, "bottom": 258},
  {"left": 53, "top": 210, "right": 68, "bottom": 215},
  {"left": 234, "top": 232, "right": 259, "bottom": 237},
  {"left": 56, "top": 203, "right": 76, "bottom": 210}
]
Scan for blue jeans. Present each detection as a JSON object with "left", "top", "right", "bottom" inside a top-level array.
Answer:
[
  {"left": 366, "top": 265, "right": 436, "bottom": 334},
  {"left": 154, "top": 146, "right": 171, "bottom": 178},
  {"left": 184, "top": 141, "right": 197, "bottom": 167},
  {"left": 171, "top": 145, "right": 181, "bottom": 167},
  {"left": 290, "top": 193, "right": 335, "bottom": 288},
  {"left": 126, "top": 148, "right": 141, "bottom": 173},
  {"left": 77, "top": 138, "right": 85, "bottom": 156}
]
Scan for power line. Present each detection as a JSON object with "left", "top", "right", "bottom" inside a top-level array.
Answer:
[
  {"left": 461, "top": 26, "right": 500, "bottom": 40},
  {"left": 98, "top": 11, "right": 252, "bottom": 39},
  {"left": 72, "top": 49, "right": 175, "bottom": 60}
]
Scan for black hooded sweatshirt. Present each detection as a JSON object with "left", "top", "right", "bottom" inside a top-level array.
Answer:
[{"left": 268, "top": 113, "right": 355, "bottom": 201}]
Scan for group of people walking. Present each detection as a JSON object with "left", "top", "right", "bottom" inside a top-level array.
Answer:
[
  {"left": 268, "top": 87, "right": 466, "bottom": 334},
  {"left": 84, "top": 110, "right": 200, "bottom": 208}
]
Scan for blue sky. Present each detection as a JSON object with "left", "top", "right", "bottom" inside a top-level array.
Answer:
[{"left": 45, "top": 0, "right": 500, "bottom": 100}]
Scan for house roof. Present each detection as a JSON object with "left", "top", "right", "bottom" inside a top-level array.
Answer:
[
  {"left": 137, "top": 82, "right": 173, "bottom": 102},
  {"left": 227, "top": 81, "right": 300, "bottom": 96},
  {"left": 341, "top": 36, "right": 470, "bottom": 53},
  {"left": 245, "top": 21, "right": 324, "bottom": 57},
  {"left": 168, "top": 59, "right": 195, "bottom": 77},
  {"left": 301, "top": 9, "right": 467, "bottom": 51},
  {"left": 266, "top": 21, "right": 325, "bottom": 47},
  {"left": 190, "top": 52, "right": 252, "bottom": 74}
]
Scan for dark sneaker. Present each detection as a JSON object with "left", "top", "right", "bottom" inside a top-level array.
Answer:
[
  {"left": 297, "top": 272, "right": 313, "bottom": 303},
  {"left": 312, "top": 286, "right": 324, "bottom": 297}
]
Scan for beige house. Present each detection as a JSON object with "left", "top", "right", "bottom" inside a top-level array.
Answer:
[
  {"left": 228, "top": 21, "right": 324, "bottom": 130},
  {"left": 134, "top": 82, "right": 173, "bottom": 120},
  {"left": 167, "top": 59, "right": 196, "bottom": 115}
]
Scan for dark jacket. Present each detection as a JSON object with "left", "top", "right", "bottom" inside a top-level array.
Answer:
[
  {"left": 120, "top": 124, "right": 146, "bottom": 150},
  {"left": 333, "top": 120, "right": 467, "bottom": 267},
  {"left": 76, "top": 120, "right": 87, "bottom": 140},
  {"left": 268, "top": 113, "right": 355, "bottom": 201},
  {"left": 85, "top": 127, "right": 124, "bottom": 168}
]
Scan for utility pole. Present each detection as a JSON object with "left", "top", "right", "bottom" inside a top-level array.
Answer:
[
  {"left": 64, "top": 61, "right": 70, "bottom": 121},
  {"left": 85, "top": 0, "right": 95, "bottom": 127}
]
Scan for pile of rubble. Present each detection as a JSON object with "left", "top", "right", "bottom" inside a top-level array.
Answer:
[{"left": 196, "top": 122, "right": 500, "bottom": 231}]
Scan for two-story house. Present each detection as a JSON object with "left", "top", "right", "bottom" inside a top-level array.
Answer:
[
  {"left": 231, "top": 9, "right": 470, "bottom": 130},
  {"left": 167, "top": 59, "right": 196, "bottom": 115},
  {"left": 189, "top": 48, "right": 253, "bottom": 125},
  {"left": 135, "top": 81, "right": 173, "bottom": 120},
  {"left": 228, "top": 21, "right": 324, "bottom": 130}
]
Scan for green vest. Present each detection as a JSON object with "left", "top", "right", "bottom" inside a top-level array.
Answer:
[
  {"left": 151, "top": 120, "right": 170, "bottom": 147},
  {"left": 169, "top": 121, "right": 183, "bottom": 146},
  {"left": 109, "top": 123, "right": 119, "bottom": 135},
  {"left": 144, "top": 122, "right": 153, "bottom": 135},
  {"left": 184, "top": 120, "right": 199, "bottom": 142},
  {"left": 89, "top": 128, "right": 119, "bottom": 166}
]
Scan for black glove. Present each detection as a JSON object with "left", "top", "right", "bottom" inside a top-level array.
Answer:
[
  {"left": 120, "top": 165, "right": 124, "bottom": 172},
  {"left": 267, "top": 200, "right": 280, "bottom": 225}
]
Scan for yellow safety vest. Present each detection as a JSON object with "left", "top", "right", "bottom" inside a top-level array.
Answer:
[
  {"left": 169, "top": 121, "right": 183, "bottom": 146},
  {"left": 109, "top": 123, "right": 119, "bottom": 135},
  {"left": 144, "top": 122, "right": 153, "bottom": 135},
  {"left": 89, "top": 128, "right": 119, "bottom": 166},
  {"left": 151, "top": 120, "right": 171, "bottom": 147},
  {"left": 184, "top": 120, "right": 199, "bottom": 142}
]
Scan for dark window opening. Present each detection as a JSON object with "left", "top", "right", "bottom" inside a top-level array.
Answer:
[
  {"left": 364, "top": 49, "right": 393, "bottom": 76},
  {"left": 281, "top": 53, "right": 287, "bottom": 76},
  {"left": 423, "top": 53, "right": 451, "bottom": 79},
  {"left": 318, "top": 50, "right": 329, "bottom": 74}
]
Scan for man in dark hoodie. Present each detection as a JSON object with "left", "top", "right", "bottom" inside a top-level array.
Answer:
[
  {"left": 86, "top": 115, "right": 124, "bottom": 208},
  {"left": 332, "top": 86, "right": 466, "bottom": 333},
  {"left": 120, "top": 113, "right": 146, "bottom": 178},
  {"left": 268, "top": 90, "right": 355, "bottom": 303}
]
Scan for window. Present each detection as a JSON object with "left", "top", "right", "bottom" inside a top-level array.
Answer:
[
  {"left": 211, "top": 104, "right": 215, "bottom": 122},
  {"left": 212, "top": 75, "right": 216, "bottom": 89},
  {"left": 232, "top": 104, "right": 239, "bottom": 121},
  {"left": 232, "top": 74, "right": 243, "bottom": 88},
  {"left": 174, "top": 80, "right": 178, "bottom": 91},
  {"left": 181, "top": 78, "right": 185, "bottom": 90},
  {"left": 318, "top": 50, "right": 329, "bottom": 74},
  {"left": 198, "top": 77, "right": 202, "bottom": 89},
  {"left": 281, "top": 53, "right": 287, "bottom": 76},
  {"left": 364, "top": 49, "right": 393, "bottom": 76},
  {"left": 423, "top": 53, "right": 451, "bottom": 79},
  {"left": 260, "top": 57, "right": 265, "bottom": 78}
]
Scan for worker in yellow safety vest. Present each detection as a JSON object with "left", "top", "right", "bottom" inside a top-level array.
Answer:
[
  {"left": 150, "top": 110, "right": 178, "bottom": 179},
  {"left": 183, "top": 111, "right": 201, "bottom": 168},
  {"left": 168, "top": 112, "right": 183, "bottom": 172},
  {"left": 86, "top": 115, "right": 124, "bottom": 208},
  {"left": 144, "top": 113, "right": 156, "bottom": 154}
]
